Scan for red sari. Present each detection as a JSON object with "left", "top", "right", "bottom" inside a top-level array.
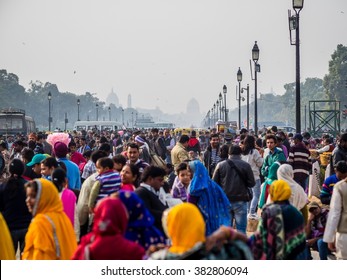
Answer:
[{"left": 72, "top": 197, "right": 145, "bottom": 260}]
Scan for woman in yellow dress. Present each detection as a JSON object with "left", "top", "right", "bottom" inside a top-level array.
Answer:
[{"left": 22, "top": 178, "right": 77, "bottom": 260}]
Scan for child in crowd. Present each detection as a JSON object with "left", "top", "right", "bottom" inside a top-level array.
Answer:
[
  {"left": 113, "top": 154, "right": 127, "bottom": 172},
  {"left": 88, "top": 157, "right": 121, "bottom": 210},
  {"left": 171, "top": 162, "right": 191, "bottom": 202}
]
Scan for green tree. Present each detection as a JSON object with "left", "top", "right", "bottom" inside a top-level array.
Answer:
[{"left": 323, "top": 44, "right": 347, "bottom": 101}]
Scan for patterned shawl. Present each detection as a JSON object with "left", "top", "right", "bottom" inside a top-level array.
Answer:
[{"left": 118, "top": 190, "right": 165, "bottom": 250}]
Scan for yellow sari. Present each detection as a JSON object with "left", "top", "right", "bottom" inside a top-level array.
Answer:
[
  {"left": 0, "top": 212, "right": 15, "bottom": 260},
  {"left": 22, "top": 179, "right": 77, "bottom": 260},
  {"left": 165, "top": 203, "right": 206, "bottom": 254}
]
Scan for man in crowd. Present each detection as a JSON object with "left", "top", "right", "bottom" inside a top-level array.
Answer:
[
  {"left": 203, "top": 133, "right": 221, "bottom": 177},
  {"left": 171, "top": 134, "right": 189, "bottom": 170},
  {"left": 287, "top": 133, "right": 311, "bottom": 189}
]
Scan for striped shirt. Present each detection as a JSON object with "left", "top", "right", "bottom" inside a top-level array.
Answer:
[
  {"left": 287, "top": 142, "right": 311, "bottom": 182},
  {"left": 95, "top": 171, "right": 121, "bottom": 202}
]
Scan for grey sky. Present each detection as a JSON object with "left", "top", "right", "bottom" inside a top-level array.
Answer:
[{"left": 0, "top": 0, "right": 346, "bottom": 115}]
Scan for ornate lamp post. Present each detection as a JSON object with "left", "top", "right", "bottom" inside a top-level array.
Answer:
[
  {"left": 216, "top": 100, "right": 219, "bottom": 122},
  {"left": 252, "top": 41, "right": 260, "bottom": 135},
  {"left": 241, "top": 84, "right": 250, "bottom": 130},
  {"left": 219, "top": 92, "right": 223, "bottom": 120},
  {"left": 96, "top": 103, "right": 99, "bottom": 121},
  {"left": 108, "top": 106, "right": 111, "bottom": 121},
  {"left": 213, "top": 103, "right": 216, "bottom": 125},
  {"left": 121, "top": 107, "right": 124, "bottom": 125},
  {"left": 289, "top": 0, "right": 304, "bottom": 133},
  {"left": 237, "top": 67, "right": 242, "bottom": 129},
  {"left": 48, "top": 92, "right": 52, "bottom": 131},
  {"left": 77, "top": 99, "right": 80, "bottom": 121},
  {"left": 223, "top": 85, "right": 227, "bottom": 122}
]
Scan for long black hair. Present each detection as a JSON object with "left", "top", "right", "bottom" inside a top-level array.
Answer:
[
  {"left": 242, "top": 135, "right": 256, "bottom": 155},
  {"left": 4, "top": 159, "right": 26, "bottom": 200}
]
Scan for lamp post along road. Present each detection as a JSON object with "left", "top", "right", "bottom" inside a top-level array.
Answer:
[
  {"left": 237, "top": 67, "right": 242, "bottom": 130},
  {"left": 77, "top": 99, "right": 80, "bottom": 121},
  {"left": 219, "top": 92, "right": 222, "bottom": 120},
  {"left": 108, "top": 106, "right": 111, "bottom": 121},
  {"left": 241, "top": 84, "right": 250, "bottom": 130},
  {"left": 252, "top": 41, "right": 260, "bottom": 135},
  {"left": 96, "top": 103, "right": 99, "bottom": 121},
  {"left": 48, "top": 92, "right": 52, "bottom": 131},
  {"left": 294, "top": 0, "right": 304, "bottom": 133},
  {"left": 223, "top": 85, "right": 227, "bottom": 122}
]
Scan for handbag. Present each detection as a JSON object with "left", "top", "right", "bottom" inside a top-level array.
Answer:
[{"left": 226, "top": 160, "right": 253, "bottom": 201}]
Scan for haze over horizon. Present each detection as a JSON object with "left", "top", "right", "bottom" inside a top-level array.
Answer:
[{"left": 1, "top": 0, "right": 346, "bottom": 115}]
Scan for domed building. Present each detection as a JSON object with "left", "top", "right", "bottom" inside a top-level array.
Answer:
[
  {"left": 186, "top": 98, "right": 200, "bottom": 114},
  {"left": 185, "top": 98, "right": 202, "bottom": 127},
  {"left": 106, "top": 88, "right": 119, "bottom": 107}
]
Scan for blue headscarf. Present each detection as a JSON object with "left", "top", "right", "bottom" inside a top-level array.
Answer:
[
  {"left": 118, "top": 191, "right": 165, "bottom": 249},
  {"left": 188, "top": 160, "right": 231, "bottom": 236}
]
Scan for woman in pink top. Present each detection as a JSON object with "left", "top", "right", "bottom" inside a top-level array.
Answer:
[
  {"left": 120, "top": 164, "right": 140, "bottom": 191},
  {"left": 51, "top": 168, "right": 80, "bottom": 240}
]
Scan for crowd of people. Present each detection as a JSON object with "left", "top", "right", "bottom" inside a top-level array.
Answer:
[{"left": 0, "top": 126, "right": 346, "bottom": 260}]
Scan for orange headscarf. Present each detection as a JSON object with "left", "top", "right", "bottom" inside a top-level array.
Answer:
[
  {"left": 22, "top": 179, "right": 77, "bottom": 260},
  {"left": 165, "top": 203, "right": 206, "bottom": 254}
]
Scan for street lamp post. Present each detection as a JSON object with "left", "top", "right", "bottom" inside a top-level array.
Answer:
[
  {"left": 216, "top": 100, "right": 219, "bottom": 122},
  {"left": 219, "top": 93, "right": 222, "bottom": 120},
  {"left": 77, "top": 99, "right": 80, "bottom": 121},
  {"left": 252, "top": 41, "right": 260, "bottom": 135},
  {"left": 223, "top": 85, "right": 227, "bottom": 122},
  {"left": 108, "top": 106, "right": 111, "bottom": 121},
  {"left": 241, "top": 84, "right": 250, "bottom": 130},
  {"left": 289, "top": 0, "right": 304, "bottom": 133},
  {"left": 213, "top": 103, "right": 216, "bottom": 125},
  {"left": 48, "top": 92, "right": 52, "bottom": 131},
  {"left": 96, "top": 103, "right": 99, "bottom": 121},
  {"left": 121, "top": 108, "right": 124, "bottom": 125},
  {"left": 237, "top": 67, "right": 242, "bottom": 129},
  {"left": 207, "top": 110, "right": 210, "bottom": 128}
]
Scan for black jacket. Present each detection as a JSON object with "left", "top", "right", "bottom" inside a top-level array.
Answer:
[{"left": 212, "top": 156, "right": 255, "bottom": 202}]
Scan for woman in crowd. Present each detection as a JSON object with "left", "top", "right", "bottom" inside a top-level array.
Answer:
[
  {"left": 115, "top": 190, "right": 165, "bottom": 250},
  {"left": 0, "top": 159, "right": 31, "bottom": 254},
  {"left": 51, "top": 168, "right": 80, "bottom": 241},
  {"left": 40, "top": 157, "right": 60, "bottom": 180},
  {"left": 0, "top": 212, "right": 15, "bottom": 260},
  {"left": 277, "top": 164, "right": 308, "bottom": 221},
  {"left": 188, "top": 160, "right": 231, "bottom": 236},
  {"left": 250, "top": 180, "right": 306, "bottom": 260},
  {"left": 120, "top": 163, "right": 139, "bottom": 191},
  {"left": 22, "top": 178, "right": 77, "bottom": 260},
  {"left": 258, "top": 161, "right": 281, "bottom": 209},
  {"left": 72, "top": 196, "right": 145, "bottom": 260},
  {"left": 241, "top": 135, "right": 264, "bottom": 219},
  {"left": 149, "top": 203, "right": 251, "bottom": 260}
]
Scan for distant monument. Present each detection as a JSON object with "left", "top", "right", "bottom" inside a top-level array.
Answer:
[
  {"left": 185, "top": 98, "right": 202, "bottom": 127},
  {"left": 127, "top": 94, "right": 132, "bottom": 108},
  {"left": 106, "top": 88, "right": 119, "bottom": 107}
]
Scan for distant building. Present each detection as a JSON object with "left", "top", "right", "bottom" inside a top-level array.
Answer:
[
  {"left": 127, "top": 94, "right": 132, "bottom": 108},
  {"left": 106, "top": 88, "right": 119, "bottom": 107},
  {"left": 185, "top": 98, "right": 202, "bottom": 127}
]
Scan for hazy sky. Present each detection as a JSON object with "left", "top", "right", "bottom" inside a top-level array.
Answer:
[{"left": 1, "top": 0, "right": 346, "bottom": 115}]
